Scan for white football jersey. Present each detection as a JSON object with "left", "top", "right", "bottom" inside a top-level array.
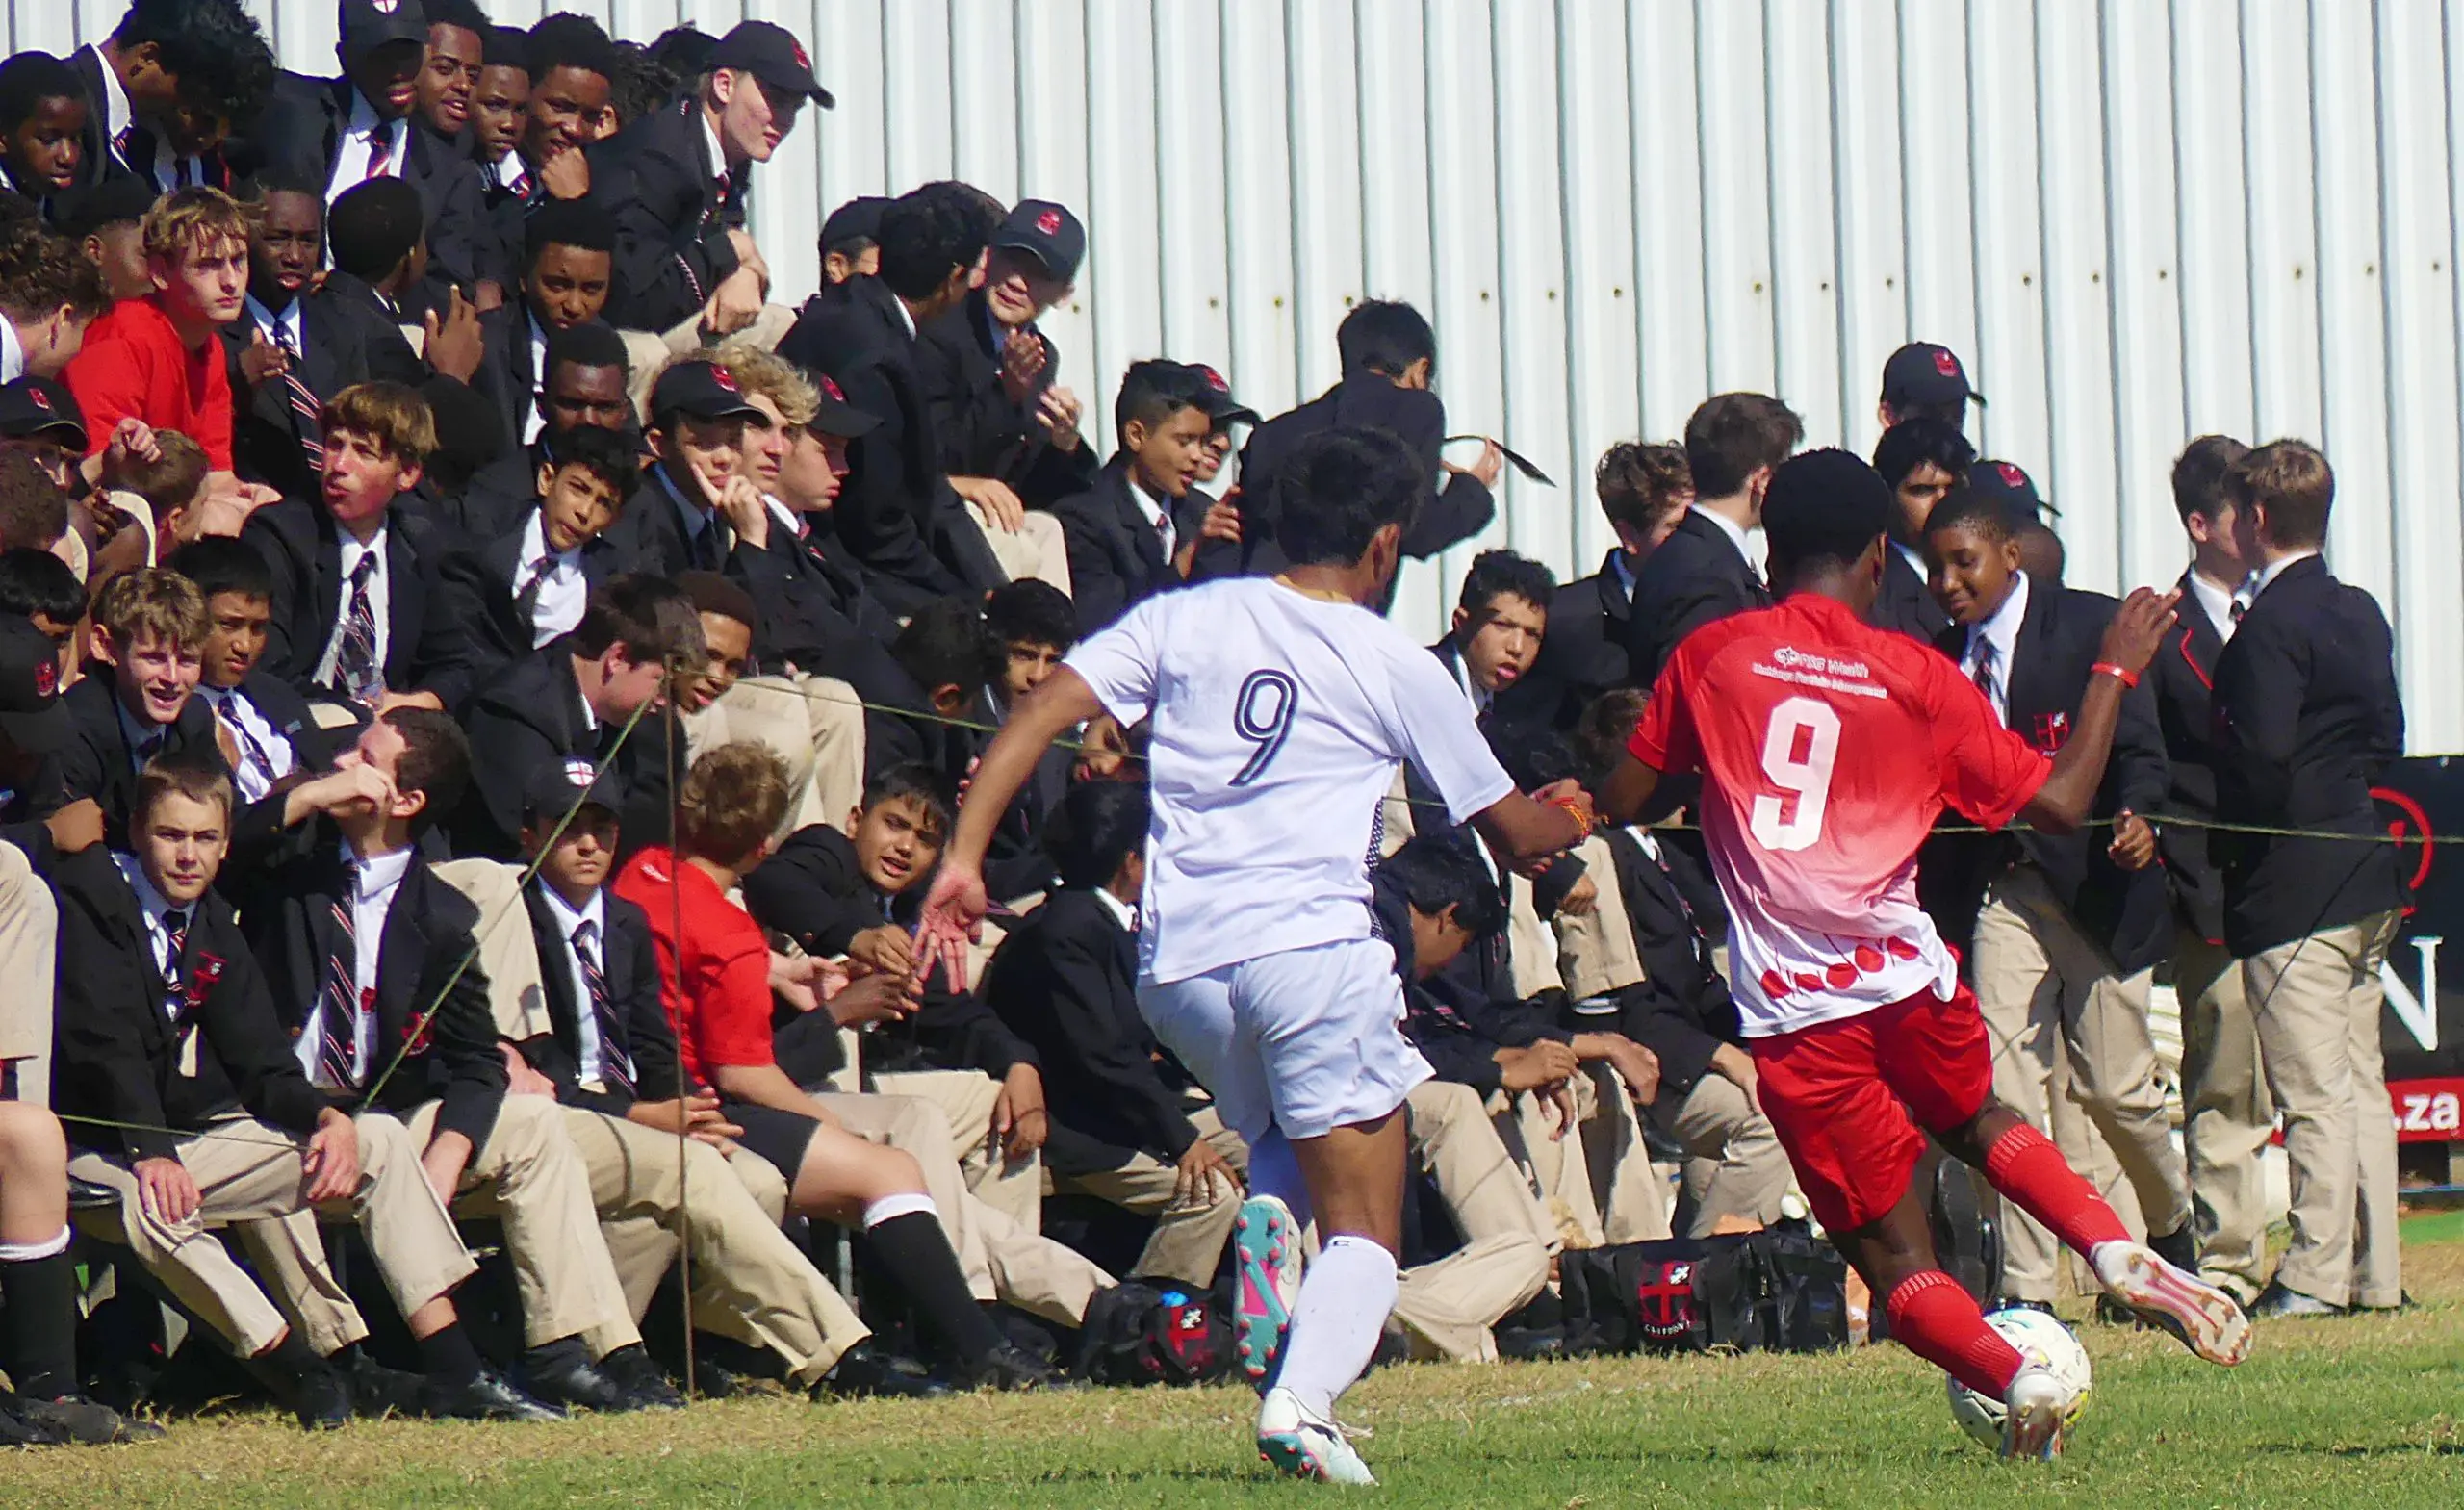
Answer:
[{"left": 1066, "top": 577, "right": 1515, "bottom": 985}]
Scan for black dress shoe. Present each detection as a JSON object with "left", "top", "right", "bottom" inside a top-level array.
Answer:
[
  {"left": 0, "top": 1393, "right": 69, "bottom": 1446},
  {"left": 65, "top": 1175, "right": 121, "bottom": 1213},
  {"left": 419, "top": 1369, "right": 566, "bottom": 1422},
  {"left": 815, "top": 1344, "right": 950, "bottom": 1400},
  {"left": 339, "top": 1349, "right": 424, "bottom": 1420},
  {"left": 2251, "top": 1281, "right": 2347, "bottom": 1318},
  {"left": 516, "top": 1353, "right": 629, "bottom": 1413},
  {"left": 595, "top": 1345, "right": 686, "bottom": 1411},
  {"left": 950, "top": 1341, "right": 1076, "bottom": 1393},
  {"left": 1496, "top": 1324, "right": 1567, "bottom": 1361},
  {"left": 14, "top": 1393, "right": 166, "bottom": 1444},
  {"left": 246, "top": 1355, "right": 353, "bottom": 1432},
  {"left": 2147, "top": 1224, "right": 2199, "bottom": 1273}
]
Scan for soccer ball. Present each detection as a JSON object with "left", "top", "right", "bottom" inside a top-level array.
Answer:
[{"left": 1945, "top": 1307, "right": 2093, "bottom": 1451}]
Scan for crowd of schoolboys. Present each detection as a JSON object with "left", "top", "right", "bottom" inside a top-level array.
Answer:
[{"left": 0, "top": 0, "right": 2408, "bottom": 1443}]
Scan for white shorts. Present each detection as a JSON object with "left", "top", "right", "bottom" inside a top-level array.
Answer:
[{"left": 1138, "top": 937, "right": 1433, "bottom": 1145}]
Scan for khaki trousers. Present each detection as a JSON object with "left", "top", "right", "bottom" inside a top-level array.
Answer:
[
  {"left": 1495, "top": 1068, "right": 1670, "bottom": 1248},
  {"left": 1505, "top": 873, "right": 1566, "bottom": 1000},
  {"left": 1552, "top": 835, "right": 1647, "bottom": 1003},
  {"left": 1057, "top": 1108, "right": 1247, "bottom": 1289},
  {"left": 1971, "top": 865, "right": 2192, "bottom": 1301},
  {"left": 0, "top": 839, "right": 57, "bottom": 1107},
  {"left": 563, "top": 1107, "right": 867, "bottom": 1384},
  {"left": 243, "top": 1094, "right": 636, "bottom": 1354},
  {"left": 2245, "top": 910, "right": 2403, "bottom": 1308},
  {"left": 1386, "top": 1083, "right": 1553, "bottom": 1361},
  {"left": 2175, "top": 929, "right": 2273, "bottom": 1301},
  {"left": 1393, "top": 1234, "right": 1550, "bottom": 1363},
  {"left": 72, "top": 1113, "right": 474, "bottom": 1358},
  {"left": 816, "top": 1089, "right": 1112, "bottom": 1326},
  {"left": 869, "top": 1068, "right": 1044, "bottom": 1233},
  {"left": 1651, "top": 1072, "right": 1790, "bottom": 1236},
  {"left": 962, "top": 500, "right": 1073, "bottom": 599},
  {"left": 683, "top": 674, "right": 868, "bottom": 839}
]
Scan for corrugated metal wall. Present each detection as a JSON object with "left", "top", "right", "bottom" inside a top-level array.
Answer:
[{"left": 15, "top": 1, "right": 2464, "bottom": 746}]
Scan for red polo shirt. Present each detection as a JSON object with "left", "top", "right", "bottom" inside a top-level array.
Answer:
[
  {"left": 64, "top": 295, "right": 234, "bottom": 471},
  {"left": 614, "top": 846, "right": 776, "bottom": 1086}
]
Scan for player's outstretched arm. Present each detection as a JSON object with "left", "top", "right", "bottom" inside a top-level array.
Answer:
[
  {"left": 1470, "top": 781, "right": 1595, "bottom": 869},
  {"left": 1594, "top": 752, "right": 1663, "bottom": 828},
  {"left": 2019, "top": 586, "right": 2179, "bottom": 835},
  {"left": 915, "top": 668, "right": 1107, "bottom": 983}
]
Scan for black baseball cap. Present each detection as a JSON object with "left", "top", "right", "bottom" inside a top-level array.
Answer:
[
  {"left": 340, "top": 0, "right": 429, "bottom": 60},
  {"left": 712, "top": 20, "right": 833, "bottom": 108},
  {"left": 805, "top": 370, "right": 879, "bottom": 440},
  {"left": 54, "top": 174, "right": 157, "bottom": 238},
  {"left": 1968, "top": 458, "right": 2058, "bottom": 520},
  {"left": 1182, "top": 363, "right": 1259, "bottom": 430},
  {"left": 0, "top": 379, "right": 86, "bottom": 449},
  {"left": 821, "top": 195, "right": 890, "bottom": 252},
  {"left": 1880, "top": 342, "right": 1985, "bottom": 416},
  {"left": 649, "top": 359, "right": 764, "bottom": 425},
  {"left": 0, "top": 616, "right": 69, "bottom": 755},
  {"left": 523, "top": 756, "right": 624, "bottom": 826},
  {"left": 991, "top": 199, "right": 1085, "bottom": 283}
]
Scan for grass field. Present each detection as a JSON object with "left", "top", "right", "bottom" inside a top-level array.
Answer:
[{"left": 9, "top": 1221, "right": 2462, "bottom": 1509}]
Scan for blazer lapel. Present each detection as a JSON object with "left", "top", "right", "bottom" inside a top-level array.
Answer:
[
  {"left": 374, "top": 864, "right": 431, "bottom": 1053},
  {"left": 1106, "top": 470, "right": 1168, "bottom": 580},
  {"left": 523, "top": 886, "right": 583, "bottom": 1059},
  {"left": 385, "top": 518, "right": 424, "bottom": 680}
]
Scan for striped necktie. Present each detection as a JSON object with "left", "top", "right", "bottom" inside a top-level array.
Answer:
[
  {"left": 270, "top": 320, "right": 326, "bottom": 469},
  {"left": 573, "top": 920, "right": 634, "bottom": 1096},
  {"left": 365, "top": 123, "right": 396, "bottom": 181},
  {"left": 337, "top": 552, "right": 381, "bottom": 703},
  {"left": 318, "top": 891, "right": 365, "bottom": 1090}
]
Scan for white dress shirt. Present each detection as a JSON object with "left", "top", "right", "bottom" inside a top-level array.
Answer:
[
  {"left": 116, "top": 701, "right": 174, "bottom": 774},
  {"left": 197, "top": 685, "right": 297, "bottom": 803},
  {"left": 513, "top": 510, "right": 589, "bottom": 646},
  {"left": 326, "top": 92, "right": 409, "bottom": 206},
  {"left": 1128, "top": 473, "right": 1176, "bottom": 561},
  {"left": 522, "top": 314, "right": 551, "bottom": 442},
  {"left": 2185, "top": 568, "right": 2248, "bottom": 645},
  {"left": 1959, "top": 569, "right": 2032, "bottom": 729},
  {"left": 295, "top": 844, "right": 412, "bottom": 1089},
  {"left": 244, "top": 294, "right": 306, "bottom": 355},
  {"left": 111, "top": 853, "right": 188, "bottom": 995},
  {"left": 2251, "top": 549, "right": 2322, "bottom": 599},
  {"left": 314, "top": 528, "right": 394, "bottom": 689},
  {"left": 1091, "top": 884, "right": 1138, "bottom": 934},
  {"left": 537, "top": 883, "right": 614, "bottom": 1087}
]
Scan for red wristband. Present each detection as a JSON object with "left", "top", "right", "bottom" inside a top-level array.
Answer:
[
  {"left": 1547, "top": 796, "right": 1595, "bottom": 836},
  {"left": 2091, "top": 661, "right": 2140, "bottom": 688}
]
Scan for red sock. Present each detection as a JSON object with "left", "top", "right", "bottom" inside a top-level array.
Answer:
[
  {"left": 1886, "top": 1270, "right": 2023, "bottom": 1397},
  {"left": 1982, "top": 1123, "right": 2130, "bottom": 1256}
]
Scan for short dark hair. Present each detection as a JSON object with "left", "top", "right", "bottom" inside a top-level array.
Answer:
[
  {"left": 0, "top": 452, "right": 66, "bottom": 553},
  {"left": 524, "top": 198, "right": 615, "bottom": 267},
  {"left": 1455, "top": 550, "right": 1556, "bottom": 621},
  {"left": 0, "top": 547, "right": 83, "bottom": 625},
  {"left": 541, "top": 421, "right": 639, "bottom": 499},
  {"left": 113, "top": 0, "right": 277, "bottom": 135},
  {"left": 875, "top": 181, "right": 998, "bottom": 303},
  {"left": 1760, "top": 448, "right": 1894, "bottom": 575},
  {"left": 1922, "top": 485, "right": 2018, "bottom": 545},
  {"left": 425, "top": 0, "right": 493, "bottom": 37},
  {"left": 382, "top": 706, "right": 473, "bottom": 834},
  {"left": 544, "top": 320, "right": 630, "bottom": 380},
  {"left": 1378, "top": 837, "right": 1504, "bottom": 938},
  {"left": 984, "top": 578, "right": 1077, "bottom": 653},
  {"left": 677, "top": 568, "right": 757, "bottom": 629},
  {"left": 1573, "top": 688, "right": 1651, "bottom": 788},
  {"left": 526, "top": 13, "right": 619, "bottom": 85},
  {"left": 0, "top": 218, "right": 107, "bottom": 321},
  {"left": 572, "top": 574, "right": 706, "bottom": 668},
  {"left": 1683, "top": 393, "right": 1803, "bottom": 499},
  {"left": 0, "top": 53, "right": 83, "bottom": 133},
  {"left": 326, "top": 178, "right": 425, "bottom": 281},
  {"left": 608, "top": 40, "right": 680, "bottom": 127},
  {"left": 2171, "top": 434, "right": 2252, "bottom": 524},
  {"left": 243, "top": 164, "right": 329, "bottom": 207},
  {"left": 1870, "top": 417, "right": 1977, "bottom": 490},
  {"left": 1043, "top": 780, "right": 1149, "bottom": 890},
  {"left": 890, "top": 596, "right": 1001, "bottom": 695},
  {"left": 1113, "top": 358, "right": 1204, "bottom": 438},
  {"left": 482, "top": 23, "right": 530, "bottom": 72},
  {"left": 1593, "top": 441, "right": 1690, "bottom": 537},
  {"left": 1272, "top": 427, "right": 1424, "bottom": 568},
  {"left": 164, "top": 536, "right": 272, "bottom": 603},
  {"left": 1336, "top": 300, "right": 1437, "bottom": 380},
  {"left": 2224, "top": 439, "right": 2333, "bottom": 548},
  {"left": 860, "top": 762, "right": 955, "bottom": 839}
]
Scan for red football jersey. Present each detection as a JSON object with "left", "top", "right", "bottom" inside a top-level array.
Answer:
[{"left": 1629, "top": 593, "right": 2049, "bottom": 1036}]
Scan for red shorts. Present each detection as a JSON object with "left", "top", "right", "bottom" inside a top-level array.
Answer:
[{"left": 1749, "top": 983, "right": 1993, "bottom": 1234}]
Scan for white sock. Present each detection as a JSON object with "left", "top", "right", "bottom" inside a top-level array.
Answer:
[
  {"left": 1271, "top": 1234, "right": 1396, "bottom": 1419},
  {"left": 860, "top": 1192, "right": 937, "bottom": 1229},
  {"left": 1248, "top": 1130, "right": 1314, "bottom": 1231}
]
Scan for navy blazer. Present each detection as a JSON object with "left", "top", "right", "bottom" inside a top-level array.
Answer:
[
  {"left": 2150, "top": 576, "right": 2234, "bottom": 944},
  {"left": 511, "top": 882, "right": 683, "bottom": 1116},
  {"left": 1620, "top": 510, "right": 1772, "bottom": 685},
  {"left": 1050, "top": 456, "right": 1178, "bottom": 637},
  {"left": 2209, "top": 554, "right": 2409, "bottom": 955},
  {"left": 1872, "top": 544, "right": 1953, "bottom": 644},
  {"left": 241, "top": 495, "right": 471, "bottom": 706},
  {"left": 588, "top": 97, "right": 746, "bottom": 335}
]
